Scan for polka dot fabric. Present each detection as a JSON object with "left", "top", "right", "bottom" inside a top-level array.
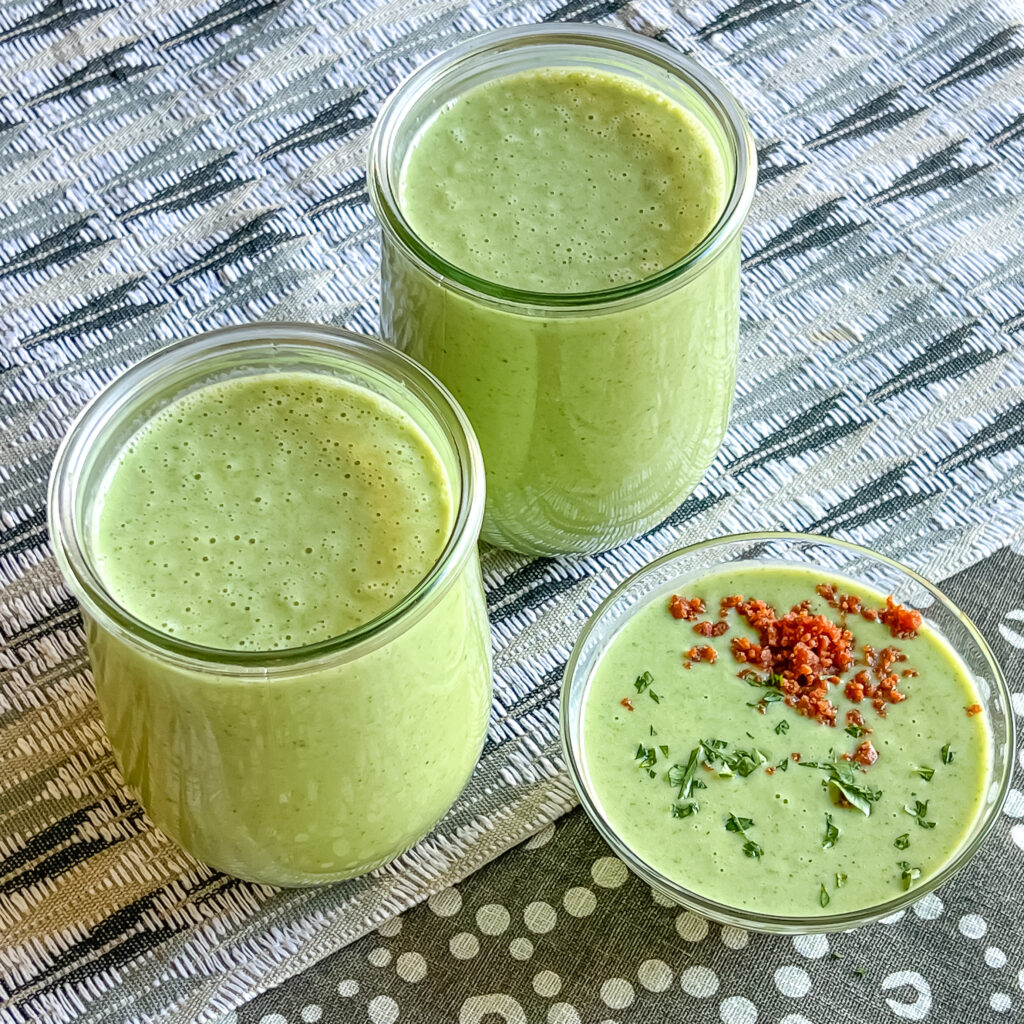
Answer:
[{"left": 238, "top": 544, "right": 1023, "bottom": 1023}]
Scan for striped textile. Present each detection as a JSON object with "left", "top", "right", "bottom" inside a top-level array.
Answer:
[{"left": 0, "top": 0, "right": 1022, "bottom": 1022}]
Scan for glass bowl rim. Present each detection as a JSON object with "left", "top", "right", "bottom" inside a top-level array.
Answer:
[{"left": 560, "top": 529, "right": 1015, "bottom": 932}]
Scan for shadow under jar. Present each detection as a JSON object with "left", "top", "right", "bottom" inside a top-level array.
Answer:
[
  {"left": 48, "top": 324, "right": 492, "bottom": 886},
  {"left": 369, "top": 25, "right": 756, "bottom": 557}
]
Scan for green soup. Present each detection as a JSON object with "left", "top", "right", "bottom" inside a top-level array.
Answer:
[
  {"left": 89, "top": 371, "right": 492, "bottom": 884},
  {"left": 383, "top": 64, "right": 742, "bottom": 555},
  {"left": 582, "top": 565, "right": 989, "bottom": 917}
]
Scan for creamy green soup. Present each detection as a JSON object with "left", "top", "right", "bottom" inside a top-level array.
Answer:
[{"left": 582, "top": 565, "right": 989, "bottom": 916}]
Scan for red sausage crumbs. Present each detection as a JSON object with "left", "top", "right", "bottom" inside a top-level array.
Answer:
[
  {"left": 727, "top": 596, "right": 853, "bottom": 726},
  {"left": 685, "top": 645, "right": 718, "bottom": 666},
  {"left": 620, "top": 697, "right": 634, "bottom": 711},
  {"left": 841, "top": 740, "right": 878, "bottom": 766},
  {"left": 879, "top": 596, "right": 922, "bottom": 639},
  {"left": 669, "top": 595, "right": 705, "bottom": 621},
  {"left": 693, "top": 619, "right": 729, "bottom": 638},
  {"left": 966, "top": 703, "right": 982, "bottom": 717}
]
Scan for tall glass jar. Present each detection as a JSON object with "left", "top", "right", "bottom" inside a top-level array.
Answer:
[
  {"left": 369, "top": 25, "right": 756, "bottom": 556},
  {"left": 48, "top": 323, "right": 492, "bottom": 886}
]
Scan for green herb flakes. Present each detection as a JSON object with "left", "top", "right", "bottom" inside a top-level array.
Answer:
[
  {"left": 775, "top": 720, "right": 790, "bottom": 735},
  {"left": 897, "top": 860, "right": 922, "bottom": 890},
  {"left": 819, "top": 884, "right": 830, "bottom": 908},
  {"left": 912, "top": 766, "right": 935, "bottom": 782},
  {"left": 904, "top": 799, "right": 936, "bottom": 829},
  {"left": 941, "top": 743, "right": 954, "bottom": 764},
  {"left": 894, "top": 833, "right": 910, "bottom": 850},
  {"left": 634, "top": 671, "right": 654, "bottom": 695},
  {"left": 800, "top": 758, "right": 882, "bottom": 816},
  {"left": 822, "top": 813, "right": 839, "bottom": 849}
]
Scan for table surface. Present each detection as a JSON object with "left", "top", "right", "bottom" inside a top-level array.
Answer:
[{"left": 0, "top": 0, "right": 1022, "bottom": 1023}]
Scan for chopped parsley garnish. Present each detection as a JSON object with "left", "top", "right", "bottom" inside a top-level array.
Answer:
[
  {"left": 671, "top": 801, "right": 698, "bottom": 819},
  {"left": 904, "top": 799, "right": 936, "bottom": 829},
  {"left": 659, "top": 745, "right": 670, "bottom": 757},
  {"left": 912, "top": 766, "right": 935, "bottom": 782},
  {"left": 667, "top": 746, "right": 707, "bottom": 804},
  {"left": 775, "top": 720, "right": 790, "bottom": 735},
  {"left": 635, "top": 745, "right": 657, "bottom": 770},
  {"left": 775, "top": 758, "right": 789, "bottom": 772},
  {"left": 897, "top": 860, "right": 921, "bottom": 890},
  {"left": 830, "top": 951, "right": 844, "bottom": 962},
  {"left": 634, "top": 671, "right": 654, "bottom": 694},
  {"left": 835, "top": 872, "right": 847, "bottom": 888},
  {"left": 853, "top": 968, "right": 867, "bottom": 979},
  {"left": 819, "top": 884, "right": 830, "bottom": 908},
  {"left": 649, "top": 690, "right": 661, "bottom": 703},
  {"left": 822, "top": 813, "right": 839, "bottom": 849},
  {"left": 845, "top": 724, "right": 864, "bottom": 738},
  {"left": 894, "top": 833, "right": 910, "bottom": 850},
  {"left": 800, "top": 756, "right": 882, "bottom": 816},
  {"left": 941, "top": 743, "right": 954, "bottom": 764},
  {"left": 724, "top": 813, "right": 762, "bottom": 858},
  {"left": 650, "top": 725, "right": 657, "bottom": 736},
  {"left": 725, "top": 814, "right": 753, "bottom": 833}
]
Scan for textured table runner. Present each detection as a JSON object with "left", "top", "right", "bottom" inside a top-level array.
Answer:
[
  {"left": 0, "top": 0, "right": 1022, "bottom": 1023},
  {"left": 238, "top": 548, "right": 1024, "bottom": 1024}
]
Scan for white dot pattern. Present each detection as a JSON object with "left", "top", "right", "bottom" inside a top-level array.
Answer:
[
  {"left": 428, "top": 888, "right": 462, "bottom": 917},
  {"left": 774, "top": 966, "right": 811, "bottom": 998},
  {"left": 449, "top": 932, "right": 479, "bottom": 959},
  {"left": 524, "top": 901, "right": 557, "bottom": 933},
  {"left": 396, "top": 952, "right": 427, "bottom": 983},
  {"left": 300, "top": 1007, "right": 322, "bottom": 1023},
  {"left": 959, "top": 914, "right": 987, "bottom": 939},
  {"left": 337, "top": 980, "right": 359, "bottom": 997},
  {"left": 548, "top": 1004, "right": 581, "bottom": 1024},
  {"left": 600, "top": 978, "right": 635, "bottom": 1010},
  {"left": 720, "top": 926, "right": 749, "bottom": 949},
  {"left": 680, "top": 966, "right": 719, "bottom": 998},
  {"left": 591, "top": 857, "right": 628, "bottom": 888},
  {"left": 986, "top": 947, "right": 1008, "bottom": 969},
  {"left": 563, "top": 887, "right": 597, "bottom": 917},
  {"left": 719, "top": 995, "right": 757, "bottom": 1024},
  {"left": 477, "top": 903, "right": 511, "bottom": 935},
  {"left": 368, "top": 996, "right": 399, "bottom": 1024},
  {"left": 675, "top": 911, "right": 709, "bottom": 943},
  {"left": 637, "top": 959, "right": 673, "bottom": 992},
  {"left": 510, "top": 937, "right": 534, "bottom": 961},
  {"left": 534, "top": 970, "right": 562, "bottom": 997},
  {"left": 792, "top": 934, "right": 829, "bottom": 959}
]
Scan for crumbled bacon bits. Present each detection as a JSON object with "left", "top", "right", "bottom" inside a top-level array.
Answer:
[
  {"left": 879, "top": 596, "right": 922, "bottom": 639},
  {"left": 846, "top": 708, "right": 871, "bottom": 733},
  {"left": 727, "top": 596, "right": 853, "bottom": 726},
  {"left": 842, "top": 740, "right": 878, "bottom": 766},
  {"left": 684, "top": 645, "right": 718, "bottom": 668},
  {"left": 965, "top": 703, "right": 982, "bottom": 717},
  {"left": 669, "top": 595, "right": 705, "bottom": 620},
  {"left": 620, "top": 697, "right": 634, "bottom": 711},
  {"left": 693, "top": 619, "right": 729, "bottom": 638},
  {"left": 845, "top": 646, "right": 908, "bottom": 715}
]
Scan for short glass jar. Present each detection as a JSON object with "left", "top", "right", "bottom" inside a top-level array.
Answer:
[
  {"left": 369, "top": 25, "right": 756, "bottom": 556},
  {"left": 48, "top": 323, "right": 492, "bottom": 886}
]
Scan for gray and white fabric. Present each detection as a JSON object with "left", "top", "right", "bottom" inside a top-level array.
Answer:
[{"left": 0, "top": 0, "right": 1021, "bottom": 1023}]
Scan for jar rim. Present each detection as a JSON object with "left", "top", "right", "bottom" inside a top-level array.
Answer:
[
  {"left": 368, "top": 24, "right": 757, "bottom": 311},
  {"left": 46, "top": 322, "right": 486, "bottom": 674}
]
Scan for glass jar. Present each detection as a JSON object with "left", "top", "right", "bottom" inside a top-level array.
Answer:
[
  {"left": 48, "top": 323, "right": 492, "bottom": 886},
  {"left": 369, "top": 24, "right": 756, "bottom": 556}
]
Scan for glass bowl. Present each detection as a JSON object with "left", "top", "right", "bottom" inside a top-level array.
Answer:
[{"left": 560, "top": 532, "right": 1013, "bottom": 932}]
